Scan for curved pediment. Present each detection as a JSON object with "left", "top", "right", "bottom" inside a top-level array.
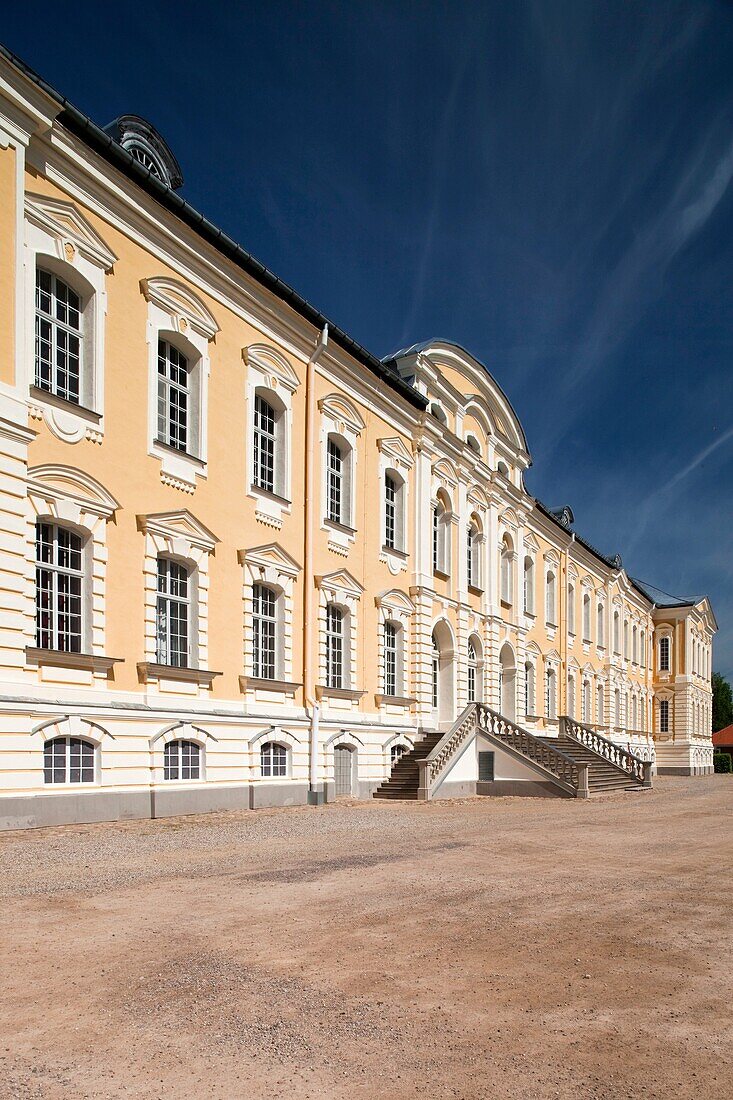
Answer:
[
  {"left": 27, "top": 464, "right": 120, "bottom": 520},
  {"left": 141, "top": 277, "right": 219, "bottom": 340},
  {"left": 319, "top": 393, "right": 366, "bottom": 434}
]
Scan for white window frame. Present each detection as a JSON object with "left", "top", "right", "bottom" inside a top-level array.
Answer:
[
  {"left": 659, "top": 634, "right": 671, "bottom": 673},
  {"left": 239, "top": 543, "right": 300, "bottom": 689},
  {"left": 156, "top": 555, "right": 194, "bottom": 669},
  {"left": 260, "top": 740, "right": 289, "bottom": 778},
  {"left": 43, "top": 735, "right": 97, "bottom": 786},
  {"left": 35, "top": 519, "right": 87, "bottom": 654},
  {"left": 523, "top": 555, "right": 535, "bottom": 615},
  {"left": 246, "top": 344, "right": 300, "bottom": 529},
  {"left": 375, "top": 588, "right": 414, "bottom": 705},
  {"left": 319, "top": 394, "right": 364, "bottom": 553}
]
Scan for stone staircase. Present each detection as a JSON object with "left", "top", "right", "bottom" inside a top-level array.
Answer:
[
  {"left": 373, "top": 729, "right": 444, "bottom": 800},
  {"left": 537, "top": 734, "right": 641, "bottom": 793}
]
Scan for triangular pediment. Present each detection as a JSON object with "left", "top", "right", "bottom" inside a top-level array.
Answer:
[
  {"left": 26, "top": 194, "right": 118, "bottom": 271},
  {"left": 238, "top": 542, "right": 301, "bottom": 577},
  {"left": 316, "top": 568, "right": 365, "bottom": 598},
  {"left": 137, "top": 509, "right": 218, "bottom": 552},
  {"left": 379, "top": 436, "right": 414, "bottom": 470}
]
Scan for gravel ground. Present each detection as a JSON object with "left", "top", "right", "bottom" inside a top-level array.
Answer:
[{"left": 0, "top": 776, "right": 730, "bottom": 1099}]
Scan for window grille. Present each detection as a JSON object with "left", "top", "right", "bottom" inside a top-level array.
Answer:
[
  {"left": 659, "top": 698, "right": 670, "bottom": 733},
  {"left": 157, "top": 339, "right": 189, "bottom": 452},
  {"left": 44, "top": 736, "right": 94, "bottom": 784},
  {"left": 659, "top": 636, "right": 670, "bottom": 672},
  {"left": 35, "top": 269, "right": 82, "bottom": 404},
  {"left": 467, "top": 524, "right": 478, "bottom": 588},
  {"left": 253, "top": 394, "right": 276, "bottom": 492},
  {"left": 432, "top": 637, "right": 440, "bottom": 709},
  {"left": 35, "top": 521, "right": 83, "bottom": 653},
  {"left": 467, "top": 640, "right": 478, "bottom": 703},
  {"left": 327, "top": 438, "right": 343, "bottom": 523},
  {"left": 252, "top": 583, "right": 276, "bottom": 679},
  {"left": 164, "top": 739, "right": 200, "bottom": 780},
  {"left": 385, "top": 475, "right": 397, "bottom": 549},
  {"left": 384, "top": 622, "right": 398, "bottom": 696},
  {"left": 156, "top": 558, "right": 189, "bottom": 667},
  {"left": 326, "top": 605, "right": 344, "bottom": 689},
  {"left": 261, "top": 742, "right": 287, "bottom": 777}
]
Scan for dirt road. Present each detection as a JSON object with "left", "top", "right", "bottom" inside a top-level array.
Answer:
[{"left": 0, "top": 776, "right": 730, "bottom": 1099}]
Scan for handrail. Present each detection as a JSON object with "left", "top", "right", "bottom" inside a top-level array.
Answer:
[
  {"left": 560, "top": 716, "right": 651, "bottom": 786},
  {"left": 417, "top": 704, "right": 588, "bottom": 800}
]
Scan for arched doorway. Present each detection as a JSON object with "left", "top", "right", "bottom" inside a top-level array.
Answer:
[
  {"left": 334, "top": 744, "right": 356, "bottom": 797},
  {"left": 499, "top": 642, "right": 516, "bottom": 722},
  {"left": 431, "top": 620, "right": 455, "bottom": 726}
]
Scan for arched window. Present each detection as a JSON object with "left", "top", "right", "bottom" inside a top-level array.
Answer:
[
  {"left": 44, "top": 736, "right": 95, "bottom": 784},
  {"left": 467, "top": 519, "right": 480, "bottom": 589},
  {"left": 640, "top": 629, "right": 645, "bottom": 666},
  {"left": 164, "top": 739, "right": 200, "bottom": 780},
  {"left": 252, "top": 583, "right": 277, "bottom": 680},
  {"left": 430, "top": 402, "right": 447, "bottom": 425},
  {"left": 326, "top": 436, "right": 345, "bottom": 524},
  {"left": 157, "top": 338, "right": 191, "bottom": 453},
  {"left": 501, "top": 535, "right": 514, "bottom": 605},
  {"left": 35, "top": 521, "right": 85, "bottom": 653},
  {"left": 523, "top": 556, "right": 535, "bottom": 614},
  {"left": 582, "top": 680, "right": 591, "bottom": 724},
  {"left": 596, "top": 682, "right": 604, "bottom": 725},
  {"left": 614, "top": 688, "right": 621, "bottom": 727},
  {"left": 545, "top": 668, "right": 557, "bottom": 720},
  {"left": 583, "top": 593, "right": 591, "bottom": 642},
  {"left": 497, "top": 461, "right": 509, "bottom": 478},
  {"left": 384, "top": 469, "right": 406, "bottom": 552},
  {"left": 391, "top": 743, "right": 408, "bottom": 765},
  {"left": 623, "top": 619, "right": 629, "bottom": 660},
  {"left": 632, "top": 625, "right": 638, "bottom": 665},
  {"left": 467, "top": 637, "right": 481, "bottom": 703},
  {"left": 659, "top": 635, "right": 671, "bottom": 672},
  {"left": 466, "top": 434, "right": 481, "bottom": 456},
  {"left": 260, "top": 741, "right": 288, "bottom": 777},
  {"left": 326, "top": 604, "right": 345, "bottom": 689},
  {"left": 597, "top": 602, "right": 605, "bottom": 647},
  {"left": 659, "top": 698, "right": 670, "bottom": 733},
  {"left": 253, "top": 392, "right": 277, "bottom": 493},
  {"left": 156, "top": 557, "right": 191, "bottom": 667},
  {"left": 383, "top": 621, "right": 398, "bottom": 697},
  {"left": 35, "top": 268, "right": 83, "bottom": 404},
  {"left": 632, "top": 695, "right": 638, "bottom": 730},
  {"left": 567, "top": 583, "right": 576, "bottom": 634},
  {"left": 432, "top": 491, "right": 451, "bottom": 574},
  {"left": 525, "top": 661, "right": 535, "bottom": 717},
  {"left": 613, "top": 610, "right": 620, "bottom": 653},
  {"left": 545, "top": 570, "right": 556, "bottom": 626},
  {"left": 431, "top": 635, "right": 440, "bottom": 711}
]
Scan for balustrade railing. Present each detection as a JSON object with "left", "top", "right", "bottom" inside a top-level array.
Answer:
[
  {"left": 560, "top": 716, "right": 651, "bottom": 785},
  {"left": 418, "top": 704, "right": 587, "bottom": 800}
]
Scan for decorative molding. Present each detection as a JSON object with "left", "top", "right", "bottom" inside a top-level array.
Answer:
[
  {"left": 141, "top": 277, "right": 219, "bottom": 340},
  {"left": 137, "top": 510, "right": 218, "bottom": 555},
  {"left": 25, "top": 193, "right": 117, "bottom": 271}
]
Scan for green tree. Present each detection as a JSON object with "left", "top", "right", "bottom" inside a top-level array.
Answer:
[{"left": 712, "top": 672, "right": 733, "bottom": 732}]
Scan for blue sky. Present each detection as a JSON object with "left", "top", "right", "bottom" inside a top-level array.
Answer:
[{"left": 4, "top": 1, "right": 732, "bottom": 675}]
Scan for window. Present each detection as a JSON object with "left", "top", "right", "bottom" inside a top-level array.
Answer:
[
  {"left": 583, "top": 593, "right": 591, "bottom": 642},
  {"left": 433, "top": 493, "right": 450, "bottom": 574},
  {"left": 614, "top": 689, "right": 621, "bottom": 727},
  {"left": 568, "top": 675, "right": 576, "bottom": 718},
  {"left": 391, "top": 744, "right": 408, "bottom": 765},
  {"left": 432, "top": 636, "right": 440, "bottom": 710},
  {"left": 525, "top": 662, "right": 535, "bottom": 717},
  {"left": 613, "top": 610, "right": 620, "bottom": 653},
  {"left": 164, "top": 739, "right": 200, "bottom": 780},
  {"left": 467, "top": 521, "right": 480, "bottom": 588},
  {"left": 156, "top": 558, "right": 190, "bottom": 667},
  {"left": 632, "top": 695, "right": 638, "bottom": 730},
  {"left": 327, "top": 437, "right": 344, "bottom": 523},
  {"left": 157, "top": 339, "right": 189, "bottom": 452},
  {"left": 261, "top": 741, "right": 288, "bottom": 777},
  {"left": 44, "top": 736, "right": 94, "bottom": 784},
  {"left": 632, "top": 625, "right": 638, "bottom": 664},
  {"left": 545, "top": 668, "right": 557, "bottom": 720},
  {"left": 582, "top": 681, "right": 590, "bottom": 724},
  {"left": 567, "top": 583, "right": 575, "bottom": 634},
  {"left": 36, "top": 521, "right": 84, "bottom": 653},
  {"left": 384, "top": 621, "right": 398, "bottom": 696},
  {"left": 596, "top": 683, "right": 604, "bottom": 724},
  {"left": 597, "top": 602, "right": 605, "bottom": 647},
  {"left": 659, "top": 636, "right": 670, "bottom": 672},
  {"left": 430, "top": 402, "right": 447, "bottom": 425},
  {"left": 467, "top": 639, "right": 479, "bottom": 703},
  {"left": 623, "top": 620, "right": 629, "bottom": 660},
  {"left": 545, "top": 570, "right": 556, "bottom": 625},
  {"left": 501, "top": 535, "right": 513, "bottom": 605},
  {"left": 252, "top": 583, "right": 277, "bottom": 680},
  {"left": 640, "top": 629, "right": 645, "bottom": 666},
  {"left": 523, "top": 556, "right": 534, "bottom": 614},
  {"left": 385, "top": 474, "right": 396, "bottom": 549},
  {"left": 659, "top": 698, "right": 670, "bottom": 734},
  {"left": 253, "top": 393, "right": 277, "bottom": 493},
  {"left": 326, "top": 604, "right": 344, "bottom": 689},
  {"left": 497, "top": 461, "right": 509, "bottom": 478},
  {"left": 35, "top": 269, "right": 82, "bottom": 404},
  {"left": 466, "top": 434, "right": 481, "bottom": 455}
]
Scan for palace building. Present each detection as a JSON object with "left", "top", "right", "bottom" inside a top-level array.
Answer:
[{"left": 0, "top": 47, "right": 717, "bottom": 829}]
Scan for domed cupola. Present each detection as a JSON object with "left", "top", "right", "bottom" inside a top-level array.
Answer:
[{"left": 102, "top": 115, "right": 183, "bottom": 190}]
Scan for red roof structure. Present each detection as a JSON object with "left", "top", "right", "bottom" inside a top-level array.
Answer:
[{"left": 712, "top": 725, "right": 733, "bottom": 748}]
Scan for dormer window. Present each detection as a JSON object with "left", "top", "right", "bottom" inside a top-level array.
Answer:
[{"left": 103, "top": 115, "right": 184, "bottom": 190}]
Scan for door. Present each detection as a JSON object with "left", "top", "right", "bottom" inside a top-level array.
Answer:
[{"left": 334, "top": 745, "right": 354, "bottom": 797}]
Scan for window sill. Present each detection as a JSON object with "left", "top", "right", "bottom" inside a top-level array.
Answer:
[
  {"left": 546, "top": 621, "right": 557, "bottom": 629},
  {"left": 468, "top": 584, "right": 483, "bottom": 596},
  {"left": 325, "top": 518, "right": 356, "bottom": 536},
  {"left": 434, "top": 568, "right": 450, "bottom": 581},
  {"left": 137, "top": 662, "right": 221, "bottom": 687},
  {"left": 250, "top": 484, "right": 291, "bottom": 507},
  {"left": 154, "top": 437, "right": 206, "bottom": 468},
  {"left": 383, "top": 544, "right": 408, "bottom": 559},
  {"left": 26, "top": 647, "right": 122, "bottom": 674},
  {"left": 30, "top": 385, "right": 101, "bottom": 423},
  {"left": 375, "top": 694, "right": 417, "bottom": 707},
  {"left": 239, "top": 675, "right": 302, "bottom": 694},
  {"left": 316, "top": 685, "right": 366, "bottom": 701}
]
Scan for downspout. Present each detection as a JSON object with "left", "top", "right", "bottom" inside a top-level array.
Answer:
[{"left": 305, "top": 324, "right": 328, "bottom": 804}]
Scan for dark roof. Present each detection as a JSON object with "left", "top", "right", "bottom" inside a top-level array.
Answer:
[{"left": 0, "top": 42, "right": 426, "bottom": 413}]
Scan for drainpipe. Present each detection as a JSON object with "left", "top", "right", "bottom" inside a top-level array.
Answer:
[{"left": 305, "top": 325, "right": 329, "bottom": 804}]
